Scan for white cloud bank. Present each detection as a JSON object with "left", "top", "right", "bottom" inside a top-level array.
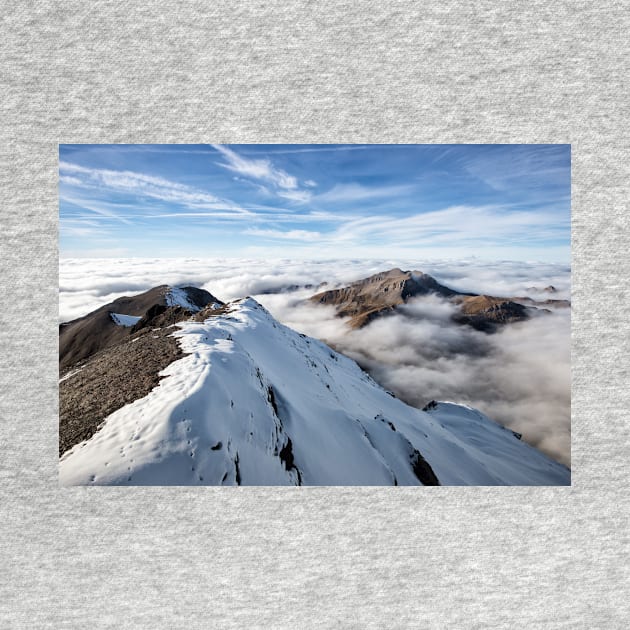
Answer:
[{"left": 60, "top": 257, "right": 571, "bottom": 465}]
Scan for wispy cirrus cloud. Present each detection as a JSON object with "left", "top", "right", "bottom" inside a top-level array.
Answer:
[
  {"left": 59, "top": 175, "right": 84, "bottom": 186},
  {"left": 244, "top": 228, "right": 322, "bottom": 241},
  {"left": 246, "top": 204, "right": 568, "bottom": 253},
  {"left": 60, "top": 195, "right": 134, "bottom": 225},
  {"left": 142, "top": 209, "right": 346, "bottom": 225},
  {"left": 330, "top": 205, "right": 569, "bottom": 246},
  {"left": 212, "top": 144, "right": 313, "bottom": 203},
  {"left": 212, "top": 145, "right": 298, "bottom": 189},
  {"left": 60, "top": 225, "right": 107, "bottom": 238},
  {"left": 59, "top": 161, "right": 248, "bottom": 214},
  {"left": 460, "top": 145, "right": 570, "bottom": 193},
  {"left": 277, "top": 189, "right": 314, "bottom": 203},
  {"left": 317, "top": 183, "right": 416, "bottom": 203}
]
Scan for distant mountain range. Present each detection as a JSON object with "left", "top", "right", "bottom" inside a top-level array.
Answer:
[
  {"left": 309, "top": 268, "right": 569, "bottom": 331},
  {"left": 59, "top": 279, "right": 570, "bottom": 486}
]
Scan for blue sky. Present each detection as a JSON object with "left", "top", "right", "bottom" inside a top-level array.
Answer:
[{"left": 59, "top": 144, "right": 570, "bottom": 261}]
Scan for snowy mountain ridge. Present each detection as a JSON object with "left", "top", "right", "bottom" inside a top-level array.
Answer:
[{"left": 59, "top": 296, "right": 570, "bottom": 486}]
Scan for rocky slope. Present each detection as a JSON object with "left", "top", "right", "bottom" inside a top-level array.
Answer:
[
  {"left": 59, "top": 286, "right": 224, "bottom": 455},
  {"left": 59, "top": 292, "right": 570, "bottom": 486}
]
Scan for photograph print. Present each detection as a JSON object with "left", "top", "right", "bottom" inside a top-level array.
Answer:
[{"left": 59, "top": 144, "right": 571, "bottom": 486}]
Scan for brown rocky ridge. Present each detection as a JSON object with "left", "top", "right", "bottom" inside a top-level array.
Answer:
[
  {"left": 309, "top": 268, "right": 570, "bottom": 331},
  {"left": 59, "top": 285, "right": 222, "bottom": 371}
]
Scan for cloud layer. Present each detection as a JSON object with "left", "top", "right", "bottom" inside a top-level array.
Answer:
[{"left": 60, "top": 257, "right": 571, "bottom": 465}]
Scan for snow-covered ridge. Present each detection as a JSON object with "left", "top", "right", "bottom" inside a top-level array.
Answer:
[{"left": 60, "top": 297, "right": 570, "bottom": 486}]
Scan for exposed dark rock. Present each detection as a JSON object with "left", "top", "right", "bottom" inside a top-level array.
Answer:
[
  {"left": 410, "top": 449, "right": 441, "bottom": 486},
  {"left": 133, "top": 304, "right": 191, "bottom": 330},
  {"left": 279, "top": 437, "right": 302, "bottom": 485},
  {"left": 234, "top": 452, "right": 241, "bottom": 485},
  {"left": 267, "top": 386, "right": 279, "bottom": 416}
]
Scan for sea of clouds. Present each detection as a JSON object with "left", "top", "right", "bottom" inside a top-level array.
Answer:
[{"left": 60, "top": 257, "right": 571, "bottom": 465}]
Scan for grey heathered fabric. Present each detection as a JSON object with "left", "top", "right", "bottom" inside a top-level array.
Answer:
[{"left": 1, "top": 2, "right": 628, "bottom": 627}]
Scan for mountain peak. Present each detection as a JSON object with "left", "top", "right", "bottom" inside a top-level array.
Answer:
[
  {"left": 308, "top": 268, "right": 562, "bottom": 332},
  {"left": 59, "top": 284, "right": 223, "bottom": 370},
  {"left": 309, "top": 268, "right": 461, "bottom": 328}
]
